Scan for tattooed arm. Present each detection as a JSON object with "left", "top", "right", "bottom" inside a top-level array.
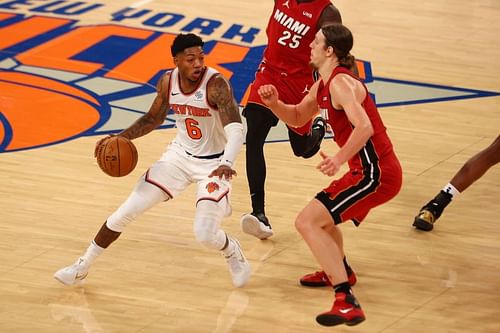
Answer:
[
  {"left": 207, "top": 74, "right": 244, "bottom": 179},
  {"left": 207, "top": 74, "right": 242, "bottom": 126},
  {"left": 94, "top": 72, "right": 170, "bottom": 156},
  {"left": 118, "top": 72, "right": 171, "bottom": 140}
]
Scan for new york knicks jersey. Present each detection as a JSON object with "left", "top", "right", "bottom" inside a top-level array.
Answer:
[{"left": 167, "top": 67, "right": 226, "bottom": 157}]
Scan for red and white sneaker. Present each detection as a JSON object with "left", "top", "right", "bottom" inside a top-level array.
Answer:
[
  {"left": 299, "top": 269, "right": 357, "bottom": 287},
  {"left": 316, "top": 292, "right": 365, "bottom": 327}
]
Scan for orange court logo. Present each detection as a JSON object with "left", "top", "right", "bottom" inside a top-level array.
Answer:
[
  {"left": 0, "top": 5, "right": 267, "bottom": 153},
  {"left": 0, "top": 2, "right": 498, "bottom": 153}
]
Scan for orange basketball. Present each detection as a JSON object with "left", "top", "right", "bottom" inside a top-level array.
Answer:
[{"left": 96, "top": 136, "right": 138, "bottom": 177}]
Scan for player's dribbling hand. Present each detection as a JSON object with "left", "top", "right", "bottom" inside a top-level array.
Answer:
[
  {"left": 209, "top": 165, "right": 237, "bottom": 180},
  {"left": 317, "top": 151, "right": 341, "bottom": 177},
  {"left": 257, "top": 84, "right": 279, "bottom": 108}
]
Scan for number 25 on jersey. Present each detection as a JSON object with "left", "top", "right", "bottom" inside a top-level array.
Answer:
[{"left": 277, "top": 31, "right": 302, "bottom": 49}]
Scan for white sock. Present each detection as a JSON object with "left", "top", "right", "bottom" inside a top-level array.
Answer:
[
  {"left": 442, "top": 183, "right": 460, "bottom": 199},
  {"left": 81, "top": 240, "right": 104, "bottom": 265},
  {"left": 222, "top": 236, "right": 236, "bottom": 256}
]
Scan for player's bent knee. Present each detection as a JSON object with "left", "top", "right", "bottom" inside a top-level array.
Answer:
[
  {"left": 106, "top": 181, "right": 169, "bottom": 232},
  {"left": 193, "top": 200, "right": 226, "bottom": 250},
  {"left": 194, "top": 228, "right": 221, "bottom": 249},
  {"left": 106, "top": 211, "right": 136, "bottom": 232},
  {"left": 295, "top": 216, "right": 313, "bottom": 235}
]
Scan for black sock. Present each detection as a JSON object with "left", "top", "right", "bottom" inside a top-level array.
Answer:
[
  {"left": 435, "top": 190, "right": 453, "bottom": 207},
  {"left": 334, "top": 282, "right": 352, "bottom": 295}
]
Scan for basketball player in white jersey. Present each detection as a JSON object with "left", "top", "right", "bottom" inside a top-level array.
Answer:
[{"left": 54, "top": 33, "right": 251, "bottom": 288}]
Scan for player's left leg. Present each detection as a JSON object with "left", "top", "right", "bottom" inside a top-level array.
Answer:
[{"left": 194, "top": 179, "right": 251, "bottom": 287}]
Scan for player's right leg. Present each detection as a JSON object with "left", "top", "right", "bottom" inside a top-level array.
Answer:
[
  {"left": 295, "top": 200, "right": 365, "bottom": 326},
  {"left": 450, "top": 135, "right": 500, "bottom": 191},
  {"left": 241, "top": 102, "right": 276, "bottom": 239},
  {"left": 413, "top": 135, "right": 500, "bottom": 231},
  {"left": 54, "top": 157, "right": 183, "bottom": 286},
  {"left": 299, "top": 224, "right": 356, "bottom": 287}
]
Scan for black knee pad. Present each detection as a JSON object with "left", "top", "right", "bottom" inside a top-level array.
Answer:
[
  {"left": 301, "top": 143, "right": 321, "bottom": 159},
  {"left": 288, "top": 128, "right": 323, "bottom": 158},
  {"left": 288, "top": 119, "right": 325, "bottom": 159},
  {"left": 288, "top": 129, "right": 311, "bottom": 157}
]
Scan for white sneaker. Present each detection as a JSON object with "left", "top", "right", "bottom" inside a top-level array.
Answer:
[
  {"left": 54, "top": 258, "right": 89, "bottom": 286},
  {"left": 240, "top": 213, "right": 273, "bottom": 240},
  {"left": 224, "top": 238, "right": 251, "bottom": 288}
]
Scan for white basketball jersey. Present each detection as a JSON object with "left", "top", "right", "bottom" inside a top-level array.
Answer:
[{"left": 168, "top": 67, "right": 226, "bottom": 157}]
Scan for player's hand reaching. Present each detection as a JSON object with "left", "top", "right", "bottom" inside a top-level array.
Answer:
[
  {"left": 317, "top": 151, "right": 342, "bottom": 177},
  {"left": 257, "top": 84, "right": 279, "bottom": 108},
  {"left": 209, "top": 165, "right": 237, "bottom": 180}
]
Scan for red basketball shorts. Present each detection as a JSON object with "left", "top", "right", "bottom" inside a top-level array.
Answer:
[
  {"left": 247, "top": 64, "right": 315, "bottom": 135},
  {"left": 315, "top": 157, "right": 403, "bottom": 226}
]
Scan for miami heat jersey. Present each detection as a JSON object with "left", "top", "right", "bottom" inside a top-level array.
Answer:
[
  {"left": 264, "top": 0, "right": 332, "bottom": 75},
  {"left": 168, "top": 67, "right": 226, "bottom": 157},
  {"left": 317, "top": 66, "right": 396, "bottom": 170}
]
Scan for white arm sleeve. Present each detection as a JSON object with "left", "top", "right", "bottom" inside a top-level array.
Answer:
[{"left": 220, "top": 122, "right": 244, "bottom": 168}]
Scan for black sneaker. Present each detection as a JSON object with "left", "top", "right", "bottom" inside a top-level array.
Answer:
[
  {"left": 240, "top": 212, "right": 273, "bottom": 240},
  {"left": 413, "top": 191, "right": 452, "bottom": 231},
  {"left": 301, "top": 116, "right": 326, "bottom": 158},
  {"left": 413, "top": 209, "right": 437, "bottom": 231},
  {"left": 312, "top": 116, "right": 327, "bottom": 139}
]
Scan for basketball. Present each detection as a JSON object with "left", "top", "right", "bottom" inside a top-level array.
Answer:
[{"left": 96, "top": 136, "right": 138, "bottom": 177}]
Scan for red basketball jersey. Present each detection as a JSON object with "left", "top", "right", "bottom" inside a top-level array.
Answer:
[
  {"left": 317, "top": 66, "right": 397, "bottom": 170},
  {"left": 263, "top": 0, "right": 332, "bottom": 75}
]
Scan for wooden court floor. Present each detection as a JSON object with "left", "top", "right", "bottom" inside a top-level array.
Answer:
[{"left": 1, "top": 0, "right": 499, "bottom": 332}]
